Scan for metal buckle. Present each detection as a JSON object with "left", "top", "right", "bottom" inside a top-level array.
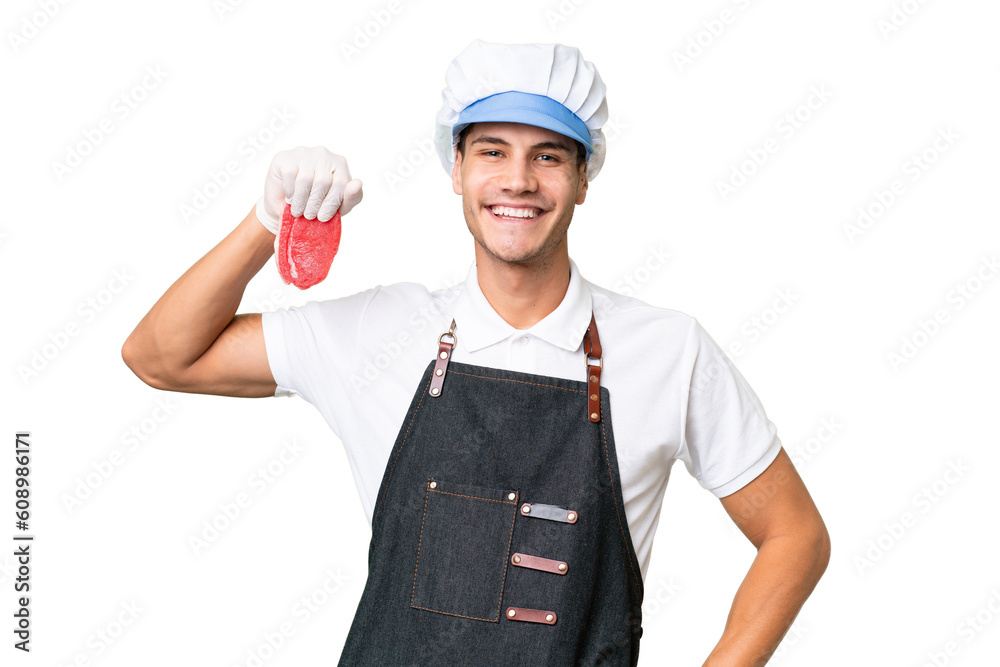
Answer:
[{"left": 438, "top": 319, "right": 457, "bottom": 350}]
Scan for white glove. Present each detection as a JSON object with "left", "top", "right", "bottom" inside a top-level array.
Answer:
[{"left": 255, "top": 146, "right": 364, "bottom": 236}]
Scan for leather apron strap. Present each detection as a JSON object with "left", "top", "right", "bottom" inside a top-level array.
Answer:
[{"left": 428, "top": 312, "right": 604, "bottom": 422}]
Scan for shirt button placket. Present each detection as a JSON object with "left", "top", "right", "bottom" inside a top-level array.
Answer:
[{"left": 510, "top": 334, "right": 529, "bottom": 368}]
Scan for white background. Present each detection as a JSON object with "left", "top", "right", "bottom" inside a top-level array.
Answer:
[{"left": 2, "top": 0, "right": 999, "bottom": 665}]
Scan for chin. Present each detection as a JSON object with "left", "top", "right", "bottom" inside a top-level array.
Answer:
[{"left": 480, "top": 240, "right": 552, "bottom": 266}]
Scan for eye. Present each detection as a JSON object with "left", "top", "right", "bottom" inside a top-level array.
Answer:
[{"left": 536, "top": 154, "right": 560, "bottom": 162}]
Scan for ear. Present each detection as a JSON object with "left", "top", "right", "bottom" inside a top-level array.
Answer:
[
  {"left": 451, "top": 148, "right": 463, "bottom": 195},
  {"left": 575, "top": 163, "right": 588, "bottom": 205}
]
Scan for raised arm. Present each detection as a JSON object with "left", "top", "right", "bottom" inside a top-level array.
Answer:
[
  {"left": 122, "top": 206, "right": 279, "bottom": 397},
  {"left": 121, "top": 147, "right": 363, "bottom": 398}
]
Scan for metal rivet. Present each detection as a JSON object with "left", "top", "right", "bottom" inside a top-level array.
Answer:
[
  {"left": 545, "top": 614, "right": 554, "bottom": 622},
  {"left": 521, "top": 504, "right": 530, "bottom": 514},
  {"left": 508, "top": 609, "right": 516, "bottom": 618},
  {"left": 590, "top": 393, "right": 597, "bottom": 400},
  {"left": 590, "top": 412, "right": 598, "bottom": 420},
  {"left": 429, "top": 481, "right": 437, "bottom": 489},
  {"left": 558, "top": 563, "right": 566, "bottom": 571},
  {"left": 439, "top": 350, "right": 448, "bottom": 359},
  {"left": 567, "top": 512, "right": 576, "bottom": 521},
  {"left": 513, "top": 555, "right": 520, "bottom": 563},
  {"left": 508, "top": 492, "right": 515, "bottom": 500},
  {"left": 435, "top": 368, "right": 443, "bottom": 376},
  {"left": 431, "top": 387, "right": 440, "bottom": 395},
  {"left": 589, "top": 374, "right": 597, "bottom": 382}
]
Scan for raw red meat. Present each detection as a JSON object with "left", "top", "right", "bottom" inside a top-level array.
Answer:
[{"left": 276, "top": 202, "right": 342, "bottom": 289}]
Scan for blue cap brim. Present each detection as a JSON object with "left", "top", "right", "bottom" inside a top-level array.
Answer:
[{"left": 453, "top": 91, "right": 593, "bottom": 160}]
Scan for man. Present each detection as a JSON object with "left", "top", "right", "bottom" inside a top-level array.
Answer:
[{"left": 123, "top": 39, "right": 829, "bottom": 666}]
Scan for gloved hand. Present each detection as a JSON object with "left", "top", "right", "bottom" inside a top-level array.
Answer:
[{"left": 255, "top": 146, "right": 363, "bottom": 237}]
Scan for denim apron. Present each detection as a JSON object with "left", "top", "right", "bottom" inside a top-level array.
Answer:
[{"left": 338, "top": 313, "right": 644, "bottom": 666}]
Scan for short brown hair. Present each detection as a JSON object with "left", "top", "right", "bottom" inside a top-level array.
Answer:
[{"left": 455, "top": 124, "right": 587, "bottom": 169}]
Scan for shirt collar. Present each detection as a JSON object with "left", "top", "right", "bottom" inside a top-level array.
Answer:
[{"left": 452, "top": 256, "right": 594, "bottom": 353}]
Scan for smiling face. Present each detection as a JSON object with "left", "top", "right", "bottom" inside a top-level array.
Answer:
[{"left": 452, "top": 121, "right": 588, "bottom": 268}]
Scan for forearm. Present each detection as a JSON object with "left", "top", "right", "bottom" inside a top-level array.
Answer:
[
  {"left": 122, "top": 206, "right": 275, "bottom": 381},
  {"left": 703, "top": 530, "right": 830, "bottom": 666}
]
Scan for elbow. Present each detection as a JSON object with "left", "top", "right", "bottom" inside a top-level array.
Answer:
[
  {"left": 811, "top": 520, "right": 832, "bottom": 581},
  {"left": 121, "top": 333, "right": 141, "bottom": 377},
  {"left": 121, "top": 334, "right": 153, "bottom": 387},
  {"left": 121, "top": 333, "right": 172, "bottom": 390},
  {"left": 766, "top": 517, "right": 830, "bottom": 585}
]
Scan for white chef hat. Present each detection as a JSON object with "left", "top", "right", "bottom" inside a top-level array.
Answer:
[{"left": 434, "top": 39, "right": 609, "bottom": 181}]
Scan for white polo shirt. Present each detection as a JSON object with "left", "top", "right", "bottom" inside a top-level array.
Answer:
[{"left": 261, "top": 256, "right": 782, "bottom": 581}]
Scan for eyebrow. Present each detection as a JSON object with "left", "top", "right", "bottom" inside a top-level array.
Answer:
[{"left": 470, "top": 135, "right": 573, "bottom": 155}]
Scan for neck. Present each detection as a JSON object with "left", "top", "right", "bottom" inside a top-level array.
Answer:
[{"left": 473, "top": 245, "right": 571, "bottom": 330}]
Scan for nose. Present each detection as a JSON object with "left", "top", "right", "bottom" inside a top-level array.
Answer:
[{"left": 499, "top": 155, "right": 538, "bottom": 193}]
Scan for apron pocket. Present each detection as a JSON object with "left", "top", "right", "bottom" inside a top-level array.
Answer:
[{"left": 410, "top": 478, "right": 519, "bottom": 622}]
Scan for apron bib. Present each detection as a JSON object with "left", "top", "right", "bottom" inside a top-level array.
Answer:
[{"left": 338, "top": 313, "right": 644, "bottom": 666}]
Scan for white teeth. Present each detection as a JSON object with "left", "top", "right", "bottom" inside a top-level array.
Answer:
[{"left": 490, "top": 206, "right": 538, "bottom": 219}]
